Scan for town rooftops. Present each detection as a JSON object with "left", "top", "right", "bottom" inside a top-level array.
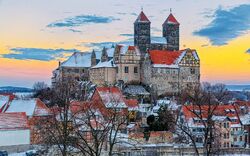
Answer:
[
  {"left": 135, "top": 11, "right": 150, "bottom": 23},
  {"left": 163, "top": 13, "right": 179, "bottom": 25},
  {"left": 0, "top": 112, "right": 29, "bottom": 130},
  {"left": 182, "top": 105, "right": 241, "bottom": 125}
]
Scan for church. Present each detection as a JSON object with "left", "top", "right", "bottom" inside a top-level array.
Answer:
[{"left": 51, "top": 11, "right": 200, "bottom": 95}]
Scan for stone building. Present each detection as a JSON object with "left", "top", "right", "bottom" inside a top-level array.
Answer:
[
  {"left": 51, "top": 10, "right": 200, "bottom": 95},
  {"left": 114, "top": 45, "right": 141, "bottom": 84},
  {"left": 89, "top": 59, "right": 116, "bottom": 86},
  {"left": 142, "top": 48, "right": 200, "bottom": 95},
  {"left": 51, "top": 47, "right": 115, "bottom": 87}
]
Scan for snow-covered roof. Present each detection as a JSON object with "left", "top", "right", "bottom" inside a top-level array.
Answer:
[
  {"left": 91, "top": 59, "right": 116, "bottom": 69},
  {"left": 0, "top": 112, "right": 29, "bottom": 130},
  {"left": 117, "top": 45, "right": 140, "bottom": 55},
  {"left": 151, "top": 37, "right": 167, "bottom": 44},
  {"left": 240, "top": 114, "right": 250, "bottom": 125},
  {"left": 123, "top": 85, "right": 150, "bottom": 95},
  {"left": 153, "top": 64, "right": 179, "bottom": 68},
  {"left": 61, "top": 48, "right": 115, "bottom": 68},
  {"left": 96, "top": 87, "right": 127, "bottom": 108},
  {"left": 5, "top": 99, "right": 49, "bottom": 117},
  {"left": 231, "top": 124, "right": 242, "bottom": 128},
  {"left": 61, "top": 52, "right": 92, "bottom": 68},
  {"left": 6, "top": 99, "right": 36, "bottom": 116},
  {"left": 0, "top": 95, "right": 9, "bottom": 110}
]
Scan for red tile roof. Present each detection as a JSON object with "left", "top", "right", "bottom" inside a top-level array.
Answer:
[
  {"left": 149, "top": 50, "right": 183, "bottom": 65},
  {"left": 33, "top": 99, "right": 51, "bottom": 116},
  {"left": 182, "top": 105, "right": 241, "bottom": 124},
  {"left": 125, "top": 99, "right": 138, "bottom": 108},
  {"left": 163, "top": 13, "right": 179, "bottom": 25},
  {"left": 128, "top": 46, "right": 136, "bottom": 51},
  {"left": 135, "top": 11, "right": 150, "bottom": 22},
  {"left": 0, "top": 112, "right": 29, "bottom": 130}
]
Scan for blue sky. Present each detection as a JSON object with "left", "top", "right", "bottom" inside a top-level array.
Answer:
[{"left": 0, "top": 0, "right": 250, "bottom": 87}]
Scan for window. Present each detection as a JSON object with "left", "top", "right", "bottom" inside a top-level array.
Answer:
[
  {"left": 224, "top": 133, "right": 227, "bottom": 139},
  {"left": 125, "top": 66, "right": 129, "bottom": 73},
  {"left": 234, "top": 137, "right": 237, "bottom": 142},
  {"left": 190, "top": 68, "right": 195, "bottom": 74},
  {"left": 134, "top": 67, "right": 138, "bottom": 73},
  {"left": 240, "top": 136, "right": 243, "bottom": 141}
]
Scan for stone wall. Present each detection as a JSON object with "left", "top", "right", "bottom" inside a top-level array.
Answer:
[{"left": 89, "top": 67, "right": 116, "bottom": 86}]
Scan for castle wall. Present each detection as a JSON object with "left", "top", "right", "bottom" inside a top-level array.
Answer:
[
  {"left": 89, "top": 67, "right": 116, "bottom": 86},
  {"left": 60, "top": 66, "right": 89, "bottom": 81}
]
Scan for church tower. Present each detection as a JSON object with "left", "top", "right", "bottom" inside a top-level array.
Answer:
[
  {"left": 134, "top": 10, "right": 151, "bottom": 55},
  {"left": 162, "top": 11, "right": 180, "bottom": 51},
  {"left": 101, "top": 47, "right": 108, "bottom": 62},
  {"left": 91, "top": 49, "right": 96, "bottom": 66}
]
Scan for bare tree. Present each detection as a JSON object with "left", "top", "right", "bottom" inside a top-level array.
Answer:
[
  {"left": 177, "top": 82, "right": 228, "bottom": 156},
  {"left": 70, "top": 94, "right": 129, "bottom": 156},
  {"left": 36, "top": 77, "right": 87, "bottom": 156}
]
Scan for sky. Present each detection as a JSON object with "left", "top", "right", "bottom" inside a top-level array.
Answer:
[{"left": 0, "top": 0, "right": 250, "bottom": 87}]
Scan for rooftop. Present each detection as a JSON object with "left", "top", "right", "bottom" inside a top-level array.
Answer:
[{"left": 0, "top": 112, "right": 29, "bottom": 130}]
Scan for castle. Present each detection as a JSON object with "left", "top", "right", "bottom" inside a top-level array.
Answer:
[{"left": 52, "top": 11, "right": 200, "bottom": 95}]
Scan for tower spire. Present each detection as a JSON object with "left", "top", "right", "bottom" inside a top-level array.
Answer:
[{"left": 170, "top": 8, "right": 172, "bottom": 13}]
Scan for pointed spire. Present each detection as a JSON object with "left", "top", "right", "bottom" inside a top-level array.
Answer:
[
  {"left": 135, "top": 10, "right": 150, "bottom": 23},
  {"left": 91, "top": 49, "right": 96, "bottom": 58},
  {"left": 101, "top": 47, "right": 108, "bottom": 62},
  {"left": 163, "top": 12, "right": 179, "bottom": 25}
]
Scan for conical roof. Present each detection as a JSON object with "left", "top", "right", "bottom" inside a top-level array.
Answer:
[
  {"left": 163, "top": 13, "right": 179, "bottom": 25},
  {"left": 135, "top": 11, "right": 150, "bottom": 23}
]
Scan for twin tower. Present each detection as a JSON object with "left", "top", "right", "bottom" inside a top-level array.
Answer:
[{"left": 134, "top": 11, "right": 180, "bottom": 53}]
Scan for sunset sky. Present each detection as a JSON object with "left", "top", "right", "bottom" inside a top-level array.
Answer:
[{"left": 0, "top": 0, "right": 250, "bottom": 87}]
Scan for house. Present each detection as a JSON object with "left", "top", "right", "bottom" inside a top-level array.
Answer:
[
  {"left": 180, "top": 104, "right": 247, "bottom": 148},
  {"left": 113, "top": 45, "right": 141, "bottom": 84},
  {"left": 2, "top": 98, "right": 51, "bottom": 144},
  {"left": 89, "top": 59, "right": 117, "bottom": 86},
  {"left": 0, "top": 112, "right": 30, "bottom": 146},
  {"left": 51, "top": 47, "right": 115, "bottom": 87}
]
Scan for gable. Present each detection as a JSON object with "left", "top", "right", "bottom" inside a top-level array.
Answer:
[{"left": 179, "top": 50, "right": 199, "bottom": 66}]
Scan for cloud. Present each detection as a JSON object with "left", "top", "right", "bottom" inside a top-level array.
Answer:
[
  {"left": 130, "top": 13, "right": 137, "bottom": 16},
  {"left": 1, "top": 48, "right": 80, "bottom": 61},
  {"left": 83, "top": 38, "right": 134, "bottom": 50},
  {"left": 120, "top": 33, "right": 133, "bottom": 37},
  {"left": 117, "top": 12, "right": 127, "bottom": 15},
  {"left": 47, "top": 15, "right": 120, "bottom": 28},
  {"left": 68, "top": 29, "right": 82, "bottom": 33},
  {"left": 194, "top": 4, "right": 250, "bottom": 46}
]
